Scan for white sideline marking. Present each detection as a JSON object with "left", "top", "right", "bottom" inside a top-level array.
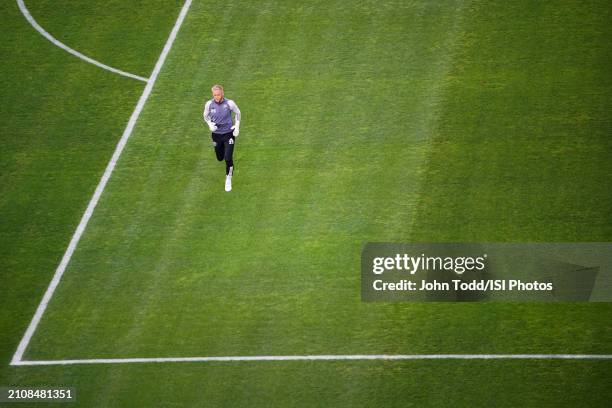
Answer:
[
  {"left": 12, "top": 354, "right": 612, "bottom": 366},
  {"left": 17, "top": 0, "right": 148, "bottom": 82},
  {"left": 10, "top": 0, "right": 193, "bottom": 366}
]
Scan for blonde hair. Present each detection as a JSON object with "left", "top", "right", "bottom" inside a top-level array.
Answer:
[{"left": 211, "top": 84, "right": 224, "bottom": 92}]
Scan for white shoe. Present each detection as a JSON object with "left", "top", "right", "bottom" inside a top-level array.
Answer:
[{"left": 225, "top": 176, "right": 232, "bottom": 192}]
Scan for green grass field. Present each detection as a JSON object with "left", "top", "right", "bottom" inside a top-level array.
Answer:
[{"left": 1, "top": 0, "right": 611, "bottom": 406}]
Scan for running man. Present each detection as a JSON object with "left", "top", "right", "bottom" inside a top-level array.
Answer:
[{"left": 203, "top": 84, "right": 241, "bottom": 192}]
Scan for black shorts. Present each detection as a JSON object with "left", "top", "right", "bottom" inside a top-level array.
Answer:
[{"left": 211, "top": 131, "right": 235, "bottom": 163}]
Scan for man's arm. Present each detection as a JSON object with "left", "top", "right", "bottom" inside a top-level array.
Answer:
[
  {"left": 203, "top": 100, "right": 217, "bottom": 131},
  {"left": 203, "top": 100, "right": 211, "bottom": 121},
  {"left": 228, "top": 100, "right": 241, "bottom": 136},
  {"left": 228, "top": 100, "right": 241, "bottom": 123}
]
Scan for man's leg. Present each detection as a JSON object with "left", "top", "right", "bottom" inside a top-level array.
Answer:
[
  {"left": 224, "top": 136, "right": 235, "bottom": 176},
  {"left": 224, "top": 136, "right": 235, "bottom": 191},
  {"left": 213, "top": 136, "right": 225, "bottom": 162}
]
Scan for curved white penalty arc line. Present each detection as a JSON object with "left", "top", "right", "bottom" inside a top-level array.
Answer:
[{"left": 17, "top": 0, "right": 149, "bottom": 82}]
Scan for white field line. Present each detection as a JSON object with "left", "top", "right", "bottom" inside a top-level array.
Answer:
[
  {"left": 10, "top": 0, "right": 193, "bottom": 366},
  {"left": 17, "top": 0, "right": 148, "bottom": 82},
  {"left": 12, "top": 354, "right": 612, "bottom": 366},
  {"left": 11, "top": 1, "right": 612, "bottom": 369}
]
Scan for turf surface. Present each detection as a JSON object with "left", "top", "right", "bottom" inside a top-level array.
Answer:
[{"left": 1, "top": 0, "right": 611, "bottom": 406}]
